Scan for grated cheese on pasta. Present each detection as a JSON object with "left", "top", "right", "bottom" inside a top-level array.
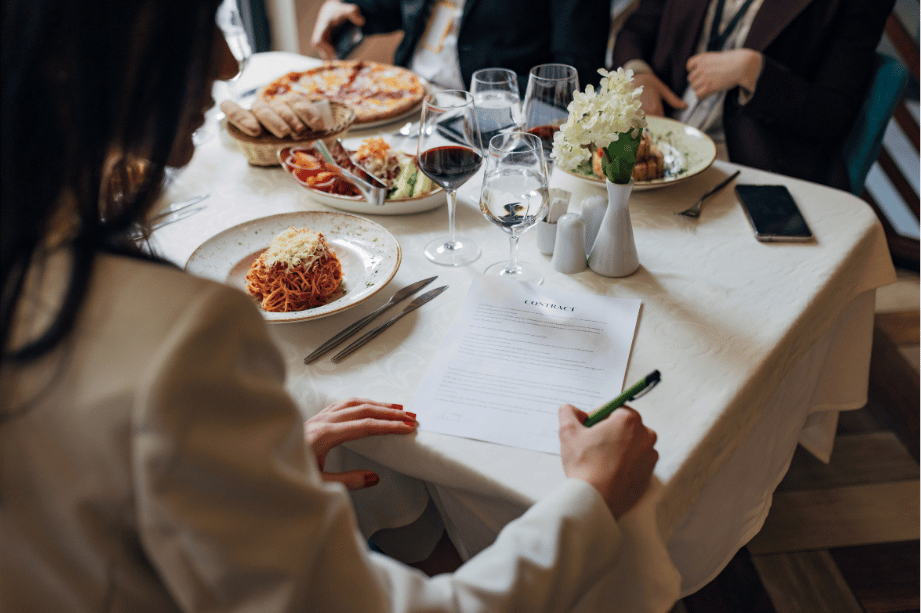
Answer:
[{"left": 262, "top": 227, "right": 330, "bottom": 270}]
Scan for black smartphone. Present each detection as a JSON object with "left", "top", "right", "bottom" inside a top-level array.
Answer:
[
  {"left": 330, "top": 22, "right": 363, "bottom": 59},
  {"left": 735, "top": 184, "right": 813, "bottom": 242}
]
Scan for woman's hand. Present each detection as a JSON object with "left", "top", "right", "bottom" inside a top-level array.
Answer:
[
  {"left": 305, "top": 397, "right": 417, "bottom": 490},
  {"left": 632, "top": 72, "right": 687, "bottom": 117},
  {"left": 311, "top": 1, "right": 365, "bottom": 61},
  {"left": 686, "top": 49, "right": 763, "bottom": 100},
  {"left": 558, "top": 404, "right": 658, "bottom": 519}
]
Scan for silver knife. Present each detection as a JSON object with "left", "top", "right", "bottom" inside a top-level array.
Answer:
[
  {"left": 304, "top": 276, "right": 438, "bottom": 364},
  {"left": 149, "top": 206, "right": 206, "bottom": 231},
  {"left": 132, "top": 205, "right": 206, "bottom": 240},
  {"left": 151, "top": 194, "right": 210, "bottom": 222},
  {"left": 331, "top": 285, "right": 448, "bottom": 363}
]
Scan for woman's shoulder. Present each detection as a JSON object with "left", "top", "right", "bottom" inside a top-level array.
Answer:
[{"left": 90, "top": 252, "right": 268, "bottom": 347}]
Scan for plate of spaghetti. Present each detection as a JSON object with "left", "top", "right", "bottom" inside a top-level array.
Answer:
[{"left": 185, "top": 212, "right": 401, "bottom": 323}]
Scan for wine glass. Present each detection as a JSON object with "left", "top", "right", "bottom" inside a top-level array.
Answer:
[
  {"left": 521, "top": 64, "right": 579, "bottom": 171},
  {"left": 470, "top": 68, "right": 522, "bottom": 145},
  {"left": 417, "top": 90, "right": 485, "bottom": 266},
  {"left": 217, "top": 0, "right": 253, "bottom": 101},
  {"left": 479, "top": 132, "right": 550, "bottom": 284}
]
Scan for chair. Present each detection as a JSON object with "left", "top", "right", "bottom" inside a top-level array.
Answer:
[{"left": 841, "top": 52, "right": 909, "bottom": 196}]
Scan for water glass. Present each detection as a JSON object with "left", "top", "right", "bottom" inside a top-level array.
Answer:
[
  {"left": 479, "top": 132, "right": 549, "bottom": 284},
  {"left": 470, "top": 68, "right": 522, "bottom": 145}
]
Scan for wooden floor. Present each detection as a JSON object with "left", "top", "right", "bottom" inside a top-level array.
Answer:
[{"left": 673, "top": 269, "right": 920, "bottom": 613}]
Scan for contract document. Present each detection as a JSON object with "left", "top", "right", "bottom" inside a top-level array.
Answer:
[{"left": 412, "top": 277, "right": 641, "bottom": 454}]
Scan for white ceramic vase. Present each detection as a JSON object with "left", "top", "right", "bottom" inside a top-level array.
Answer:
[{"left": 587, "top": 179, "right": 640, "bottom": 277}]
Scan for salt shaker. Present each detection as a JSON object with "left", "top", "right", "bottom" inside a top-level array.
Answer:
[
  {"left": 580, "top": 195, "right": 607, "bottom": 254},
  {"left": 536, "top": 192, "right": 572, "bottom": 255},
  {"left": 550, "top": 213, "right": 587, "bottom": 273}
]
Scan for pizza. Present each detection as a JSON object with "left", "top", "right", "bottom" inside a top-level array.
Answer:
[{"left": 259, "top": 61, "right": 425, "bottom": 125}]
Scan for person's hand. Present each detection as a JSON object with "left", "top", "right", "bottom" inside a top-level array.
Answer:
[
  {"left": 305, "top": 397, "right": 416, "bottom": 489},
  {"left": 221, "top": 96, "right": 326, "bottom": 138},
  {"left": 632, "top": 72, "right": 687, "bottom": 117},
  {"left": 558, "top": 404, "right": 658, "bottom": 519},
  {"left": 311, "top": 0, "right": 365, "bottom": 61},
  {"left": 686, "top": 49, "right": 763, "bottom": 100}
]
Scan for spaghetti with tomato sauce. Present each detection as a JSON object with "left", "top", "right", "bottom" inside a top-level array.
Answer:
[{"left": 245, "top": 227, "right": 343, "bottom": 312}]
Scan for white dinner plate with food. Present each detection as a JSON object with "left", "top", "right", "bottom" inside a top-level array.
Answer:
[
  {"left": 559, "top": 116, "right": 717, "bottom": 191},
  {"left": 278, "top": 143, "right": 447, "bottom": 216},
  {"left": 185, "top": 212, "right": 401, "bottom": 323}
]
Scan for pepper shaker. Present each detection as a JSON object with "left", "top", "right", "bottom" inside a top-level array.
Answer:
[{"left": 550, "top": 213, "right": 587, "bottom": 274}]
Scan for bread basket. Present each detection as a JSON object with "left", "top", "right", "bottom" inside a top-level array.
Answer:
[{"left": 225, "top": 101, "right": 357, "bottom": 166}]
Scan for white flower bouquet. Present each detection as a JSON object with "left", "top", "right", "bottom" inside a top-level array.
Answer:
[{"left": 551, "top": 68, "right": 647, "bottom": 185}]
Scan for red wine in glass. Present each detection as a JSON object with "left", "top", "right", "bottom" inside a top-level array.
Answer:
[
  {"left": 527, "top": 125, "right": 559, "bottom": 157},
  {"left": 419, "top": 145, "right": 483, "bottom": 191}
]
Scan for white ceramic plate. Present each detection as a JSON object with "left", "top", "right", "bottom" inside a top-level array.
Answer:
[
  {"left": 185, "top": 212, "right": 401, "bottom": 323},
  {"left": 279, "top": 146, "right": 447, "bottom": 216},
  {"left": 559, "top": 116, "right": 717, "bottom": 191}
]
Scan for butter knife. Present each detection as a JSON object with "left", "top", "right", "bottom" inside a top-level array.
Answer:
[
  {"left": 331, "top": 285, "right": 448, "bottom": 363},
  {"left": 151, "top": 194, "right": 210, "bottom": 222},
  {"left": 304, "top": 276, "right": 438, "bottom": 364}
]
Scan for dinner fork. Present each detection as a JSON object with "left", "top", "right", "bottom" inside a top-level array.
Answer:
[{"left": 676, "top": 170, "right": 741, "bottom": 219}]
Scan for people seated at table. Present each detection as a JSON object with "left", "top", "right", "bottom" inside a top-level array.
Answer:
[
  {"left": 611, "top": 0, "right": 894, "bottom": 189},
  {"left": 311, "top": 0, "right": 612, "bottom": 91},
  {"left": 0, "top": 0, "right": 660, "bottom": 610}
]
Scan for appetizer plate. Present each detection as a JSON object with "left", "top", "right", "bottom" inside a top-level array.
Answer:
[
  {"left": 278, "top": 146, "right": 447, "bottom": 216},
  {"left": 559, "top": 116, "right": 717, "bottom": 191},
  {"left": 185, "top": 212, "right": 401, "bottom": 323}
]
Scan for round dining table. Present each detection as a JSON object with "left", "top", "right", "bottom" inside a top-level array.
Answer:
[{"left": 149, "top": 52, "right": 898, "bottom": 612}]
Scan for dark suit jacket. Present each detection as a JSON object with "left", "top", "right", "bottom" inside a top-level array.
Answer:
[
  {"left": 612, "top": 0, "right": 894, "bottom": 188},
  {"left": 352, "top": 0, "right": 611, "bottom": 92}
]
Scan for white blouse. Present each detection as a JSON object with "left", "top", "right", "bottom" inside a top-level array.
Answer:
[{"left": 1, "top": 252, "right": 623, "bottom": 612}]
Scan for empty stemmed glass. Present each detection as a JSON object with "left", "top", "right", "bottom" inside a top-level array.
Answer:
[
  {"left": 417, "top": 90, "right": 485, "bottom": 266},
  {"left": 479, "top": 132, "right": 550, "bottom": 284},
  {"left": 470, "top": 68, "right": 522, "bottom": 145},
  {"left": 521, "top": 64, "right": 579, "bottom": 172},
  {"left": 217, "top": 0, "right": 253, "bottom": 101}
]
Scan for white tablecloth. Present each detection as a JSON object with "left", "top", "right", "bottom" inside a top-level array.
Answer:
[{"left": 152, "top": 53, "right": 897, "bottom": 610}]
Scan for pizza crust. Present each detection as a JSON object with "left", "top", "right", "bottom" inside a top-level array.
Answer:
[{"left": 259, "top": 61, "right": 426, "bottom": 125}]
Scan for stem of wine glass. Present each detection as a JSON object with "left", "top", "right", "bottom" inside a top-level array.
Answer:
[
  {"left": 446, "top": 188, "right": 458, "bottom": 244},
  {"left": 507, "top": 233, "right": 520, "bottom": 272}
]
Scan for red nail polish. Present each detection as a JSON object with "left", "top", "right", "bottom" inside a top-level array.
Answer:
[
  {"left": 405, "top": 412, "right": 417, "bottom": 419},
  {"left": 403, "top": 420, "right": 416, "bottom": 427},
  {"left": 364, "top": 473, "right": 379, "bottom": 486},
  {"left": 392, "top": 404, "right": 404, "bottom": 410}
]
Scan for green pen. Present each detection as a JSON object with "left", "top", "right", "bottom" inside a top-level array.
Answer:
[{"left": 583, "top": 370, "right": 661, "bottom": 427}]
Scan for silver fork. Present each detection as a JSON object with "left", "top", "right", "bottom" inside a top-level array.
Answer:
[{"left": 676, "top": 170, "right": 741, "bottom": 218}]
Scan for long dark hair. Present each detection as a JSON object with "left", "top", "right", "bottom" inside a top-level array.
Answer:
[{"left": 1, "top": 0, "right": 221, "bottom": 363}]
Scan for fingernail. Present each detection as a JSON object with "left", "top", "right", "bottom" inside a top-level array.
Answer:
[
  {"left": 403, "top": 420, "right": 416, "bottom": 427},
  {"left": 364, "top": 473, "right": 379, "bottom": 486},
  {"left": 392, "top": 404, "right": 404, "bottom": 410},
  {"left": 405, "top": 412, "right": 416, "bottom": 419}
]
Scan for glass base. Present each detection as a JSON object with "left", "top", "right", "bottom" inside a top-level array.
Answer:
[
  {"left": 424, "top": 236, "right": 481, "bottom": 266},
  {"left": 484, "top": 260, "right": 544, "bottom": 284}
]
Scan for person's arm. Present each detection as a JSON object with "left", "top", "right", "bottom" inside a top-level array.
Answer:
[
  {"left": 610, "top": 0, "right": 668, "bottom": 71},
  {"left": 134, "top": 284, "right": 655, "bottom": 612},
  {"left": 611, "top": 0, "right": 686, "bottom": 115},
  {"left": 311, "top": 0, "right": 403, "bottom": 60},
  {"left": 735, "top": 0, "right": 893, "bottom": 141}
]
